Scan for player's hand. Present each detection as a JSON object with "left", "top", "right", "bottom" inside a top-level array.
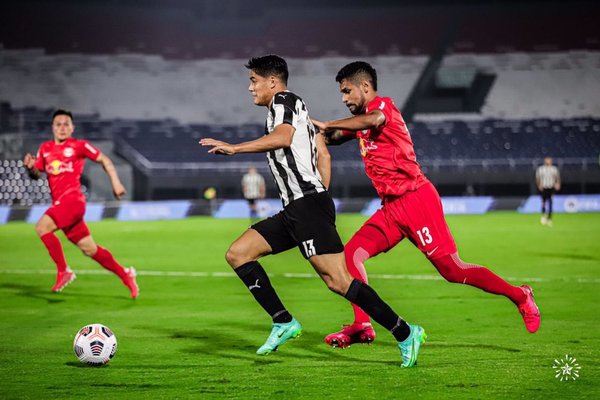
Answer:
[
  {"left": 310, "top": 118, "right": 328, "bottom": 134},
  {"left": 112, "top": 182, "right": 126, "bottom": 200},
  {"left": 23, "top": 153, "right": 36, "bottom": 170},
  {"left": 199, "top": 138, "right": 236, "bottom": 155}
]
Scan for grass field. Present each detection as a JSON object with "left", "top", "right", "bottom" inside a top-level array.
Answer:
[{"left": 1, "top": 212, "right": 599, "bottom": 399}]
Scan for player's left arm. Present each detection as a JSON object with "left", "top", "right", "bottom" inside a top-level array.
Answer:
[
  {"left": 318, "top": 110, "right": 386, "bottom": 133},
  {"left": 555, "top": 168, "right": 561, "bottom": 191},
  {"left": 200, "top": 123, "right": 295, "bottom": 155},
  {"left": 23, "top": 153, "right": 42, "bottom": 179},
  {"left": 315, "top": 133, "right": 331, "bottom": 190},
  {"left": 94, "top": 153, "right": 126, "bottom": 199}
]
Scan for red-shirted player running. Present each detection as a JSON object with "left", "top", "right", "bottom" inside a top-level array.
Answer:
[
  {"left": 23, "top": 109, "right": 138, "bottom": 298},
  {"left": 312, "top": 62, "right": 540, "bottom": 348}
]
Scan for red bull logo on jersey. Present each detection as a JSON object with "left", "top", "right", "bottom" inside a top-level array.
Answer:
[
  {"left": 63, "top": 147, "right": 74, "bottom": 157},
  {"left": 46, "top": 159, "right": 74, "bottom": 176},
  {"left": 358, "top": 136, "right": 378, "bottom": 157}
]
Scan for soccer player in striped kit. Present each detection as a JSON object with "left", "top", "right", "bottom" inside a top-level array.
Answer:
[
  {"left": 241, "top": 166, "right": 266, "bottom": 220},
  {"left": 23, "top": 109, "right": 138, "bottom": 298},
  {"left": 201, "top": 55, "right": 426, "bottom": 367},
  {"left": 536, "top": 156, "right": 561, "bottom": 226},
  {"left": 312, "top": 61, "right": 540, "bottom": 348}
]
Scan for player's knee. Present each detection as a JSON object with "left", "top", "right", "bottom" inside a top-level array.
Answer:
[
  {"left": 225, "top": 243, "right": 247, "bottom": 268},
  {"left": 79, "top": 243, "right": 96, "bottom": 257},
  {"left": 82, "top": 248, "right": 95, "bottom": 257},
  {"left": 34, "top": 224, "right": 46, "bottom": 237},
  {"left": 35, "top": 221, "right": 52, "bottom": 236},
  {"left": 324, "top": 278, "right": 346, "bottom": 296}
]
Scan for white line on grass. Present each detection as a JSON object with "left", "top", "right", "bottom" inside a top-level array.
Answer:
[{"left": 1, "top": 269, "right": 599, "bottom": 283}]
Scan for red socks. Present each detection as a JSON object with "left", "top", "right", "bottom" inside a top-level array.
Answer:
[
  {"left": 40, "top": 232, "right": 68, "bottom": 273},
  {"left": 344, "top": 225, "right": 390, "bottom": 324},
  {"left": 431, "top": 253, "right": 527, "bottom": 305},
  {"left": 92, "top": 245, "right": 127, "bottom": 281}
]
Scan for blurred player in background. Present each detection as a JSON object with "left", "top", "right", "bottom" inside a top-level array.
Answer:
[
  {"left": 23, "top": 109, "right": 138, "bottom": 298},
  {"left": 536, "top": 156, "right": 560, "bottom": 226},
  {"left": 200, "top": 55, "right": 425, "bottom": 367},
  {"left": 312, "top": 61, "right": 540, "bottom": 348},
  {"left": 241, "top": 166, "right": 266, "bottom": 221}
]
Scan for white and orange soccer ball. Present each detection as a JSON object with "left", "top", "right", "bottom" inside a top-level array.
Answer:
[{"left": 73, "top": 323, "right": 117, "bottom": 366}]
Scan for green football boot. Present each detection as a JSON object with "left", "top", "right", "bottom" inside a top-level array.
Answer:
[
  {"left": 256, "top": 318, "right": 303, "bottom": 355},
  {"left": 398, "top": 324, "right": 426, "bottom": 368}
]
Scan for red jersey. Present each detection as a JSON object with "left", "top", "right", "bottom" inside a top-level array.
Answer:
[
  {"left": 350, "top": 96, "right": 427, "bottom": 199},
  {"left": 34, "top": 138, "right": 101, "bottom": 202}
]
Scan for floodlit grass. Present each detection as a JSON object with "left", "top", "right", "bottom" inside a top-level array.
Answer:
[{"left": 0, "top": 212, "right": 599, "bottom": 399}]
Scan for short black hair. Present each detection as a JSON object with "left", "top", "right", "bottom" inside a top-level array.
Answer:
[
  {"left": 52, "top": 109, "right": 74, "bottom": 123},
  {"left": 335, "top": 61, "right": 377, "bottom": 91},
  {"left": 245, "top": 55, "right": 289, "bottom": 85}
]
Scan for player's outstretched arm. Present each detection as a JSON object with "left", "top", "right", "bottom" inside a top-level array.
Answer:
[
  {"left": 315, "top": 133, "right": 331, "bottom": 189},
  {"left": 311, "top": 118, "right": 355, "bottom": 146},
  {"left": 315, "top": 110, "right": 385, "bottom": 135},
  {"left": 95, "top": 154, "right": 126, "bottom": 199},
  {"left": 200, "top": 124, "right": 295, "bottom": 155},
  {"left": 23, "top": 153, "right": 41, "bottom": 179}
]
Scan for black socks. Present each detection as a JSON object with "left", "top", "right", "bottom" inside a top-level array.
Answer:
[
  {"left": 235, "top": 261, "right": 292, "bottom": 324},
  {"left": 345, "top": 279, "right": 410, "bottom": 342}
]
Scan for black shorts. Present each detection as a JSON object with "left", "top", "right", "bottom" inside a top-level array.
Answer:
[
  {"left": 252, "top": 191, "right": 344, "bottom": 259},
  {"left": 541, "top": 188, "right": 555, "bottom": 201},
  {"left": 246, "top": 198, "right": 257, "bottom": 206}
]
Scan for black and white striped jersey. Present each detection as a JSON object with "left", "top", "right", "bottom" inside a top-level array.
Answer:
[
  {"left": 536, "top": 165, "right": 560, "bottom": 189},
  {"left": 265, "top": 90, "right": 325, "bottom": 206}
]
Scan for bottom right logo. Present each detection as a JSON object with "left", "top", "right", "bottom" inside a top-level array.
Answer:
[{"left": 553, "top": 354, "right": 581, "bottom": 381}]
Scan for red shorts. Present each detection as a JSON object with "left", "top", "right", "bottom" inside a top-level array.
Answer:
[
  {"left": 362, "top": 182, "right": 457, "bottom": 259},
  {"left": 45, "top": 192, "right": 90, "bottom": 243}
]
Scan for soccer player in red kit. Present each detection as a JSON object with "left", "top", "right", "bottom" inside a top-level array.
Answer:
[
  {"left": 312, "top": 62, "right": 540, "bottom": 348},
  {"left": 23, "top": 109, "right": 138, "bottom": 298}
]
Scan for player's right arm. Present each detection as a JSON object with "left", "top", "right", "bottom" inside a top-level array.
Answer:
[
  {"left": 200, "top": 123, "right": 295, "bottom": 155},
  {"left": 535, "top": 167, "right": 542, "bottom": 192},
  {"left": 23, "top": 153, "right": 42, "bottom": 179}
]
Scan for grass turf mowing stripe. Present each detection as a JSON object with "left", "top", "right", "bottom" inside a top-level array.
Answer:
[{"left": 2, "top": 268, "right": 599, "bottom": 283}]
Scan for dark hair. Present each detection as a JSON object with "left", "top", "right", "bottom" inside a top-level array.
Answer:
[
  {"left": 52, "top": 109, "right": 74, "bottom": 123},
  {"left": 245, "top": 55, "right": 289, "bottom": 85},
  {"left": 335, "top": 61, "right": 377, "bottom": 91}
]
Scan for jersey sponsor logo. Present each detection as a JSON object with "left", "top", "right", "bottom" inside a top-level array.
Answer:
[
  {"left": 42, "top": 152, "right": 50, "bottom": 158},
  {"left": 379, "top": 101, "right": 386, "bottom": 110},
  {"left": 63, "top": 147, "right": 74, "bottom": 157},
  {"left": 358, "top": 137, "right": 378, "bottom": 157},
  {"left": 46, "top": 160, "right": 74, "bottom": 176}
]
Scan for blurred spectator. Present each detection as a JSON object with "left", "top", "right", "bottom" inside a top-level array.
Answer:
[
  {"left": 535, "top": 156, "right": 561, "bottom": 226},
  {"left": 241, "top": 166, "right": 265, "bottom": 220}
]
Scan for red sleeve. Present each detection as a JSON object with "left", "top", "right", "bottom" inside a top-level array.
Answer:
[
  {"left": 79, "top": 140, "right": 102, "bottom": 161},
  {"left": 366, "top": 97, "right": 394, "bottom": 128},
  {"left": 340, "top": 129, "right": 356, "bottom": 137},
  {"left": 33, "top": 144, "right": 45, "bottom": 170}
]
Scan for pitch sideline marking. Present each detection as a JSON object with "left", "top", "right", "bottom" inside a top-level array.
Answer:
[{"left": 0, "top": 268, "right": 599, "bottom": 283}]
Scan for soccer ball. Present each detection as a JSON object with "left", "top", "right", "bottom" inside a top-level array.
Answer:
[{"left": 73, "top": 323, "right": 117, "bottom": 366}]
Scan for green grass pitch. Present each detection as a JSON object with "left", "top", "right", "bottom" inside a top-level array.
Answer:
[{"left": 1, "top": 212, "right": 599, "bottom": 399}]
